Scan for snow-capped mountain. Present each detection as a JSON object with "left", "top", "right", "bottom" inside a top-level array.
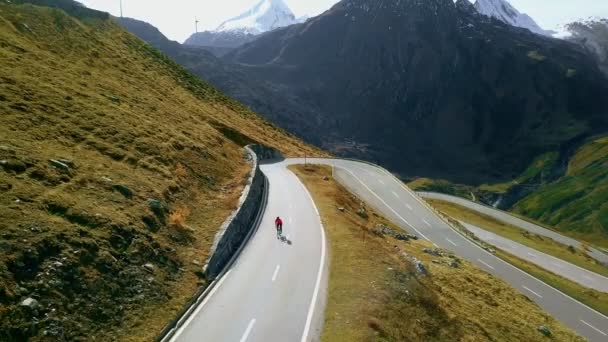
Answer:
[
  {"left": 474, "top": 0, "right": 552, "bottom": 36},
  {"left": 185, "top": 0, "right": 300, "bottom": 49},
  {"left": 216, "top": 0, "right": 297, "bottom": 35}
]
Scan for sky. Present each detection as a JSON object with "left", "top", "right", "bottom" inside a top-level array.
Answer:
[{"left": 79, "top": 0, "right": 608, "bottom": 43}]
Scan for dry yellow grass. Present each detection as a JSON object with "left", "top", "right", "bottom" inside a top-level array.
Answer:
[
  {"left": 291, "top": 165, "right": 583, "bottom": 342},
  {"left": 0, "top": 2, "right": 322, "bottom": 341}
]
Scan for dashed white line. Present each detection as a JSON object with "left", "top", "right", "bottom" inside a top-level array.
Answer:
[
  {"left": 423, "top": 219, "right": 431, "bottom": 227},
  {"left": 522, "top": 286, "right": 542, "bottom": 299},
  {"left": 392, "top": 191, "right": 400, "bottom": 198},
  {"left": 446, "top": 238, "right": 457, "bottom": 246},
  {"left": 527, "top": 252, "right": 537, "bottom": 257},
  {"left": 289, "top": 217, "right": 293, "bottom": 224},
  {"left": 378, "top": 179, "right": 385, "bottom": 185},
  {"left": 272, "top": 265, "right": 280, "bottom": 282},
  {"left": 580, "top": 319, "right": 607, "bottom": 336},
  {"left": 583, "top": 275, "right": 594, "bottom": 281},
  {"left": 552, "top": 262, "right": 564, "bottom": 269},
  {"left": 342, "top": 168, "right": 430, "bottom": 241},
  {"left": 477, "top": 259, "right": 495, "bottom": 270},
  {"left": 239, "top": 319, "right": 256, "bottom": 342},
  {"left": 406, "top": 204, "right": 413, "bottom": 210}
]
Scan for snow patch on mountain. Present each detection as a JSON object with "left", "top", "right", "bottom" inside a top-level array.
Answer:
[
  {"left": 474, "top": 0, "right": 552, "bottom": 36},
  {"left": 216, "top": 0, "right": 298, "bottom": 35}
]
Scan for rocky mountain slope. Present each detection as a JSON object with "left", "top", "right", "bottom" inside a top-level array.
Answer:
[
  {"left": 474, "top": 0, "right": 552, "bottom": 36},
  {"left": 0, "top": 0, "right": 317, "bottom": 340},
  {"left": 225, "top": 0, "right": 608, "bottom": 184},
  {"left": 184, "top": 0, "right": 301, "bottom": 49},
  {"left": 565, "top": 19, "right": 608, "bottom": 75}
]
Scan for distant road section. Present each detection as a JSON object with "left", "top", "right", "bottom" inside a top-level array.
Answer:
[
  {"left": 419, "top": 192, "right": 608, "bottom": 265},
  {"left": 462, "top": 222, "right": 608, "bottom": 292}
]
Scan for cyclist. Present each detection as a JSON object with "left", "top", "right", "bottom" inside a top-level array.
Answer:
[{"left": 275, "top": 216, "right": 283, "bottom": 239}]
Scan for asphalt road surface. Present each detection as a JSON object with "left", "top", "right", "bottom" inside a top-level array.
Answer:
[
  {"left": 173, "top": 158, "right": 608, "bottom": 342},
  {"left": 419, "top": 192, "right": 608, "bottom": 265},
  {"left": 462, "top": 221, "right": 608, "bottom": 292},
  {"left": 171, "top": 162, "right": 327, "bottom": 342}
]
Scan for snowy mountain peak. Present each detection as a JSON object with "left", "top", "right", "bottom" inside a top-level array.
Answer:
[
  {"left": 215, "top": 0, "right": 298, "bottom": 35},
  {"left": 474, "top": 0, "right": 551, "bottom": 36}
]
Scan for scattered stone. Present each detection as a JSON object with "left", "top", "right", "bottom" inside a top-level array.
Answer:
[
  {"left": 448, "top": 260, "right": 461, "bottom": 268},
  {"left": 356, "top": 207, "right": 368, "bottom": 219},
  {"left": 414, "top": 259, "right": 428, "bottom": 275},
  {"left": 537, "top": 325, "right": 552, "bottom": 337},
  {"left": 407, "top": 234, "right": 418, "bottom": 240},
  {"left": 372, "top": 224, "right": 411, "bottom": 241},
  {"left": 1, "top": 159, "right": 26, "bottom": 173},
  {"left": 423, "top": 248, "right": 446, "bottom": 257},
  {"left": 432, "top": 260, "right": 441, "bottom": 264},
  {"left": 337, "top": 207, "right": 345, "bottom": 212},
  {"left": 192, "top": 260, "right": 201, "bottom": 266},
  {"left": 101, "top": 176, "right": 113, "bottom": 183},
  {"left": 147, "top": 199, "right": 166, "bottom": 218},
  {"left": 113, "top": 184, "right": 133, "bottom": 199},
  {"left": 143, "top": 263, "right": 155, "bottom": 273},
  {"left": 20, "top": 297, "right": 40, "bottom": 310},
  {"left": 57, "top": 159, "right": 74, "bottom": 167},
  {"left": 48, "top": 159, "right": 70, "bottom": 173},
  {"left": 323, "top": 176, "right": 329, "bottom": 181}
]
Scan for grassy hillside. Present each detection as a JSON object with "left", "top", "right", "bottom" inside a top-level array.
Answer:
[
  {"left": 513, "top": 136, "right": 608, "bottom": 244},
  {"left": 410, "top": 136, "right": 608, "bottom": 246},
  {"left": 291, "top": 165, "right": 582, "bottom": 342},
  {"left": 0, "top": 1, "right": 319, "bottom": 340}
]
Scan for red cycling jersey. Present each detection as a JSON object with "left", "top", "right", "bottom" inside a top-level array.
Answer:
[{"left": 275, "top": 217, "right": 283, "bottom": 226}]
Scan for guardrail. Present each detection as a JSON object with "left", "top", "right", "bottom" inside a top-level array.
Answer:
[{"left": 156, "top": 144, "right": 272, "bottom": 342}]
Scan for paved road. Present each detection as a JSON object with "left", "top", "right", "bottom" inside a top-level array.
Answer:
[
  {"left": 172, "top": 158, "right": 608, "bottom": 341},
  {"left": 284, "top": 158, "right": 608, "bottom": 341},
  {"left": 462, "top": 221, "right": 608, "bottom": 292},
  {"left": 172, "top": 163, "right": 327, "bottom": 342},
  {"left": 419, "top": 192, "right": 608, "bottom": 265}
]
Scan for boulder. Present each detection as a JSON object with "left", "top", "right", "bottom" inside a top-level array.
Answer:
[
  {"left": 537, "top": 325, "right": 552, "bottom": 337},
  {"left": 20, "top": 297, "right": 40, "bottom": 310}
]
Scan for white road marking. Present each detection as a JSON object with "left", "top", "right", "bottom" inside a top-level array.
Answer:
[
  {"left": 423, "top": 219, "right": 431, "bottom": 227},
  {"left": 298, "top": 181, "right": 327, "bottom": 342},
  {"left": 580, "top": 319, "right": 607, "bottom": 336},
  {"left": 239, "top": 319, "right": 256, "bottom": 342},
  {"left": 406, "top": 204, "right": 413, "bottom": 210},
  {"left": 272, "top": 265, "right": 280, "bottom": 282},
  {"left": 552, "top": 262, "right": 564, "bottom": 269},
  {"left": 583, "top": 275, "right": 594, "bottom": 281},
  {"left": 289, "top": 217, "right": 293, "bottom": 224},
  {"left": 392, "top": 191, "right": 400, "bottom": 198},
  {"left": 446, "top": 238, "right": 457, "bottom": 246},
  {"left": 523, "top": 286, "right": 543, "bottom": 299},
  {"left": 527, "top": 252, "right": 537, "bottom": 257},
  {"left": 170, "top": 270, "right": 233, "bottom": 341},
  {"left": 342, "top": 168, "right": 431, "bottom": 241},
  {"left": 477, "top": 259, "right": 495, "bottom": 270},
  {"left": 378, "top": 179, "right": 385, "bottom": 185}
]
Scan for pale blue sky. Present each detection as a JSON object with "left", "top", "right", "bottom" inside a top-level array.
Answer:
[{"left": 79, "top": 0, "right": 608, "bottom": 43}]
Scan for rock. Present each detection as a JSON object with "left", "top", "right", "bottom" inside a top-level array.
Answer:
[
  {"left": 407, "top": 234, "right": 419, "bottom": 240},
  {"left": 113, "top": 184, "right": 134, "bottom": 199},
  {"left": 1, "top": 159, "right": 26, "bottom": 173},
  {"left": 48, "top": 159, "right": 71, "bottom": 173},
  {"left": 147, "top": 198, "right": 166, "bottom": 218},
  {"left": 394, "top": 233, "right": 409, "bottom": 241},
  {"left": 57, "top": 159, "right": 74, "bottom": 167},
  {"left": 323, "top": 176, "right": 329, "bottom": 181},
  {"left": 423, "top": 248, "right": 445, "bottom": 257},
  {"left": 414, "top": 259, "right": 428, "bottom": 276},
  {"left": 101, "top": 176, "right": 113, "bottom": 183},
  {"left": 337, "top": 207, "right": 345, "bottom": 212},
  {"left": 143, "top": 263, "right": 155, "bottom": 273},
  {"left": 432, "top": 260, "right": 441, "bottom": 264},
  {"left": 20, "top": 297, "right": 40, "bottom": 310},
  {"left": 356, "top": 208, "right": 368, "bottom": 219},
  {"left": 537, "top": 325, "right": 552, "bottom": 337}
]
